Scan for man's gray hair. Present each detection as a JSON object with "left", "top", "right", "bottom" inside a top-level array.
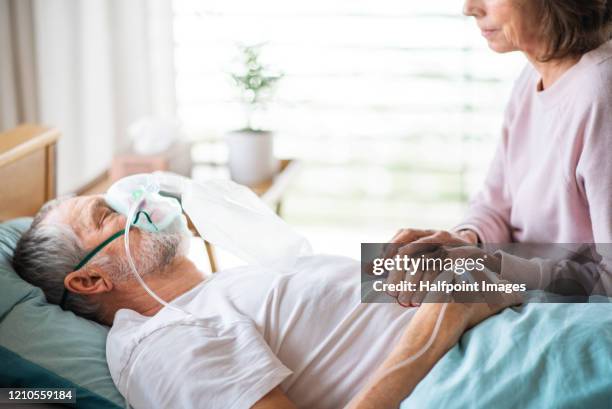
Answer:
[{"left": 12, "top": 198, "right": 100, "bottom": 320}]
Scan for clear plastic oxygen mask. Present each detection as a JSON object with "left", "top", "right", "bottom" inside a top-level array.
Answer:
[
  {"left": 181, "top": 177, "right": 313, "bottom": 273},
  {"left": 105, "top": 173, "right": 193, "bottom": 316}
]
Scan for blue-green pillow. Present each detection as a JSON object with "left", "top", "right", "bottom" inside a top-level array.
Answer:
[{"left": 0, "top": 218, "right": 122, "bottom": 409}]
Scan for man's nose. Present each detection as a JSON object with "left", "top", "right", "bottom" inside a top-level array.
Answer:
[{"left": 463, "top": 0, "right": 485, "bottom": 18}]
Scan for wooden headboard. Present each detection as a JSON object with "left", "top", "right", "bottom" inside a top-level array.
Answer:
[{"left": 0, "top": 125, "right": 60, "bottom": 221}]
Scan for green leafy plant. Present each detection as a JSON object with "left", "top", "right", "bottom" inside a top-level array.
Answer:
[{"left": 230, "top": 43, "right": 283, "bottom": 131}]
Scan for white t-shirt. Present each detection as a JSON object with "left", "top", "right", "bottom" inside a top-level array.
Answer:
[{"left": 106, "top": 255, "right": 416, "bottom": 409}]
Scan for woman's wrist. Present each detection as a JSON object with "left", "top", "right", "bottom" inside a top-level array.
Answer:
[{"left": 457, "top": 229, "right": 480, "bottom": 245}]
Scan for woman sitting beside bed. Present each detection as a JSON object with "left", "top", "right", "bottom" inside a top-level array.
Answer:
[
  {"left": 11, "top": 195, "right": 518, "bottom": 409},
  {"left": 389, "top": 0, "right": 612, "bottom": 305}
]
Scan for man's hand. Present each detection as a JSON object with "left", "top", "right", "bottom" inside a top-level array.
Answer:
[
  {"left": 384, "top": 240, "right": 495, "bottom": 307},
  {"left": 386, "top": 245, "right": 446, "bottom": 306},
  {"left": 382, "top": 229, "right": 477, "bottom": 302}
]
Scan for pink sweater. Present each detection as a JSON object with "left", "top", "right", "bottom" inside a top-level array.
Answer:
[{"left": 458, "top": 40, "right": 612, "bottom": 245}]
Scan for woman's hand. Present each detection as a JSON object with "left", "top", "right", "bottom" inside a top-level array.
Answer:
[
  {"left": 388, "top": 228, "right": 479, "bottom": 252},
  {"left": 389, "top": 228, "right": 473, "bottom": 244}
]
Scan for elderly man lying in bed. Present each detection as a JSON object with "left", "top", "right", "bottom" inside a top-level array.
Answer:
[{"left": 11, "top": 195, "right": 518, "bottom": 409}]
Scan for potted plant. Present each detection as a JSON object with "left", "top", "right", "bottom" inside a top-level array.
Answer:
[{"left": 226, "top": 43, "right": 283, "bottom": 186}]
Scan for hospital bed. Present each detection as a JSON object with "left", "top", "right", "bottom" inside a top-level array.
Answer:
[
  {"left": 0, "top": 125, "right": 59, "bottom": 221},
  {"left": 1, "top": 125, "right": 612, "bottom": 409},
  {"left": 0, "top": 125, "right": 294, "bottom": 409}
]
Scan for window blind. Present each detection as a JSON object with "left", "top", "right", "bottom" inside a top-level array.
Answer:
[{"left": 173, "top": 0, "right": 526, "bottom": 253}]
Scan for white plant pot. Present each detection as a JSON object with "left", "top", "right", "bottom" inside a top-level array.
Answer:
[{"left": 226, "top": 130, "right": 278, "bottom": 186}]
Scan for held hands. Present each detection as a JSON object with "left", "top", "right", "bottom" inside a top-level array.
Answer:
[
  {"left": 388, "top": 228, "right": 479, "bottom": 249},
  {"left": 350, "top": 230, "right": 519, "bottom": 409},
  {"left": 381, "top": 228, "right": 505, "bottom": 307},
  {"left": 382, "top": 229, "right": 475, "bottom": 304}
]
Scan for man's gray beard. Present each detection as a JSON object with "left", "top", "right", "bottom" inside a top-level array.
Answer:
[
  {"left": 112, "top": 218, "right": 192, "bottom": 281},
  {"left": 136, "top": 230, "right": 190, "bottom": 276}
]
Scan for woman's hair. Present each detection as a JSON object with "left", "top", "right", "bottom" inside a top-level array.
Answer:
[{"left": 536, "top": 0, "right": 612, "bottom": 61}]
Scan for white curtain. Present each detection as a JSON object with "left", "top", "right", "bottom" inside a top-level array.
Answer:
[
  {"left": 0, "top": 0, "right": 39, "bottom": 130},
  {"left": 1, "top": 0, "right": 176, "bottom": 193}
]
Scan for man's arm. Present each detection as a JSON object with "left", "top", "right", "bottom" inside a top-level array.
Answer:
[
  {"left": 346, "top": 302, "right": 512, "bottom": 409},
  {"left": 251, "top": 387, "right": 297, "bottom": 409},
  {"left": 249, "top": 304, "right": 469, "bottom": 409},
  {"left": 250, "top": 301, "right": 516, "bottom": 409}
]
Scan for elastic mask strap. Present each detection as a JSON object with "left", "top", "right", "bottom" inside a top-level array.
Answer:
[
  {"left": 133, "top": 210, "right": 158, "bottom": 232},
  {"left": 60, "top": 210, "right": 156, "bottom": 309},
  {"left": 59, "top": 229, "right": 124, "bottom": 310},
  {"left": 74, "top": 230, "right": 125, "bottom": 271}
]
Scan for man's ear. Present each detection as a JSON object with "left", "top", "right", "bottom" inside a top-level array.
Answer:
[{"left": 64, "top": 267, "right": 113, "bottom": 296}]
